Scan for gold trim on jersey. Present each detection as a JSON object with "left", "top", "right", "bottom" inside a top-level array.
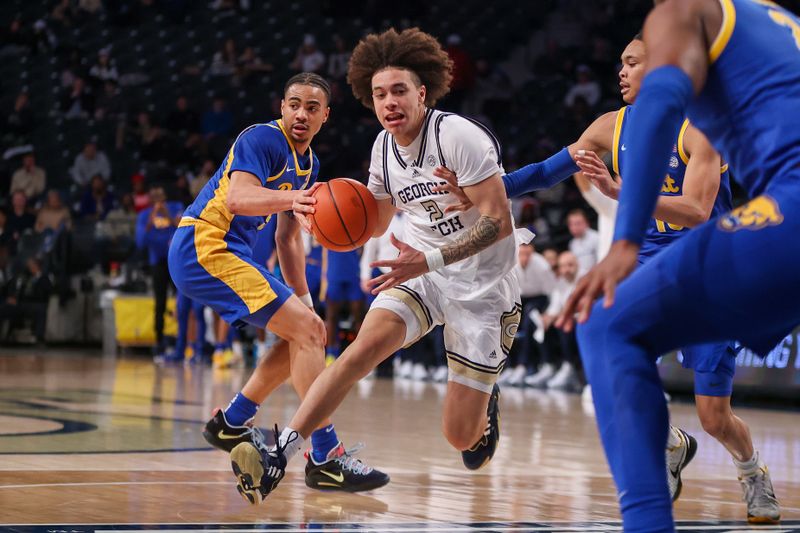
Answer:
[
  {"left": 198, "top": 145, "right": 237, "bottom": 231},
  {"left": 612, "top": 106, "right": 627, "bottom": 175},
  {"left": 677, "top": 119, "right": 691, "bottom": 165},
  {"left": 265, "top": 161, "right": 288, "bottom": 183},
  {"left": 320, "top": 248, "right": 328, "bottom": 303},
  {"left": 709, "top": 0, "right": 736, "bottom": 63},
  {"left": 720, "top": 163, "right": 729, "bottom": 173},
  {"left": 193, "top": 222, "right": 278, "bottom": 313},
  {"left": 276, "top": 119, "right": 314, "bottom": 179}
]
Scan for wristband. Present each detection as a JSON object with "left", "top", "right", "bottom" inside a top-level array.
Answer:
[
  {"left": 424, "top": 248, "right": 445, "bottom": 272},
  {"left": 297, "top": 292, "right": 314, "bottom": 308}
]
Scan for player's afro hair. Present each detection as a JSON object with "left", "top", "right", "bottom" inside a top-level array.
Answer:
[{"left": 347, "top": 27, "right": 453, "bottom": 109}]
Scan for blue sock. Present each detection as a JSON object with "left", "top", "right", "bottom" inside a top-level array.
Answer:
[
  {"left": 223, "top": 392, "right": 259, "bottom": 426},
  {"left": 311, "top": 424, "right": 339, "bottom": 463}
]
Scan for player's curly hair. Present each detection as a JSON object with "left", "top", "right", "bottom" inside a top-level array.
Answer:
[{"left": 347, "top": 28, "right": 454, "bottom": 109}]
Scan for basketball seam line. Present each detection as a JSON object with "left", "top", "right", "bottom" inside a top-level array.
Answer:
[
  {"left": 327, "top": 181, "right": 356, "bottom": 246},
  {"left": 342, "top": 179, "right": 369, "bottom": 244},
  {"left": 310, "top": 184, "right": 347, "bottom": 247}
]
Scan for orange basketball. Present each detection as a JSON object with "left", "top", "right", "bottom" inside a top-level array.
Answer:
[{"left": 309, "top": 178, "right": 378, "bottom": 252}]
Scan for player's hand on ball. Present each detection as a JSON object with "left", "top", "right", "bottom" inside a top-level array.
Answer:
[
  {"left": 575, "top": 150, "right": 621, "bottom": 200},
  {"left": 556, "top": 240, "right": 639, "bottom": 332},
  {"left": 432, "top": 166, "right": 473, "bottom": 213},
  {"left": 367, "top": 233, "right": 428, "bottom": 294},
  {"left": 292, "top": 183, "right": 323, "bottom": 233}
]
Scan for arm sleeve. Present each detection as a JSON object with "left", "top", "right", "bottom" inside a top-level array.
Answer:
[
  {"left": 367, "top": 132, "right": 392, "bottom": 200},
  {"left": 613, "top": 66, "right": 693, "bottom": 244},
  {"left": 228, "top": 126, "right": 285, "bottom": 187},
  {"left": 502, "top": 147, "right": 580, "bottom": 197}
]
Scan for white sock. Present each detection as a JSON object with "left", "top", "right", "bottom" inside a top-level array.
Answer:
[
  {"left": 734, "top": 450, "right": 760, "bottom": 474},
  {"left": 667, "top": 425, "right": 682, "bottom": 448},
  {"left": 277, "top": 427, "right": 305, "bottom": 462}
]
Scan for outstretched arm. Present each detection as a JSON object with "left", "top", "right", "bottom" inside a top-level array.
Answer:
[{"left": 557, "top": 0, "right": 714, "bottom": 331}]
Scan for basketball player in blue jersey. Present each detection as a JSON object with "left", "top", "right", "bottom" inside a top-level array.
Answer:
[
  {"left": 322, "top": 249, "right": 365, "bottom": 363},
  {"left": 552, "top": 0, "right": 800, "bottom": 530},
  {"left": 435, "top": 31, "right": 779, "bottom": 522},
  {"left": 168, "top": 72, "right": 389, "bottom": 501}
]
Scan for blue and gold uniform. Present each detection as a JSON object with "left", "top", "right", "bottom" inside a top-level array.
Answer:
[
  {"left": 613, "top": 106, "right": 737, "bottom": 396},
  {"left": 577, "top": 2, "right": 800, "bottom": 528},
  {"left": 168, "top": 120, "right": 319, "bottom": 328}
]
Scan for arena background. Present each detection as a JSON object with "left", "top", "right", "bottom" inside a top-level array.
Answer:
[{"left": 1, "top": 0, "right": 800, "bottom": 400}]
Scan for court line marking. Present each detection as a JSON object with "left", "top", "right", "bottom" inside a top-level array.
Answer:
[{"left": 0, "top": 481, "right": 232, "bottom": 489}]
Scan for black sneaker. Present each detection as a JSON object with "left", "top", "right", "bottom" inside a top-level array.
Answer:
[
  {"left": 666, "top": 426, "right": 698, "bottom": 502},
  {"left": 230, "top": 425, "right": 290, "bottom": 505},
  {"left": 202, "top": 408, "right": 268, "bottom": 453},
  {"left": 461, "top": 383, "right": 500, "bottom": 470},
  {"left": 305, "top": 442, "right": 390, "bottom": 492}
]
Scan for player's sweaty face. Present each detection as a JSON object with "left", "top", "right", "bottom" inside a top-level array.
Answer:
[
  {"left": 371, "top": 68, "right": 426, "bottom": 143},
  {"left": 281, "top": 84, "right": 329, "bottom": 145},
  {"left": 618, "top": 39, "right": 647, "bottom": 104}
]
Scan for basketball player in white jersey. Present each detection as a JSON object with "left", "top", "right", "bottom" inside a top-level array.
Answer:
[{"left": 227, "top": 27, "right": 527, "bottom": 505}]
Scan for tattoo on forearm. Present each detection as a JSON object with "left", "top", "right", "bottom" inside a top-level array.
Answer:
[{"left": 440, "top": 215, "right": 501, "bottom": 266}]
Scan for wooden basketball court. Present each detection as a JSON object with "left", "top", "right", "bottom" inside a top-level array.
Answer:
[{"left": 1, "top": 349, "right": 798, "bottom": 532}]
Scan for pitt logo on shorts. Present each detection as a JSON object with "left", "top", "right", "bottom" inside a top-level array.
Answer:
[{"left": 717, "top": 195, "right": 784, "bottom": 232}]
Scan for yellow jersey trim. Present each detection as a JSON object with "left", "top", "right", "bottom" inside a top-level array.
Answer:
[
  {"left": 265, "top": 161, "right": 288, "bottom": 183},
  {"left": 612, "top": 106, "right": 627, "bottom": 176},
  {"left": 276, "top": 119, "right": 314, "bottom": 178},
  {"left": 319, "top": 248, "right": 328, "bottom": 303},
  {"left": 720, "top": 163, "right": 729, "bottom": 173},
  {"left": 677, "top": 119, "right": 691, "bottom": 165},
  {"left": 198, "top": 145, "right": 236, "bottom": 232},
  {"left": 192, "top": 222, "right": 277, "bottom": 313},
  {"left": 709, "top": 0, "right": 736, "bottom": 63}
]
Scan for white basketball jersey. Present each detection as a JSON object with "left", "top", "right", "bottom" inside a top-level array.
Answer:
[{"left": 367, "top": 108, "right": 517, "bottom": 301}]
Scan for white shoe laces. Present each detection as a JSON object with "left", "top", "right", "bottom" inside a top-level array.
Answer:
[{"left": 332, "top": 443, "right": 374, "bottom": 475}]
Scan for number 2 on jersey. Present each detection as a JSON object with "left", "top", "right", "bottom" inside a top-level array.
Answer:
[{"left": 421, "top": 200, "right": 444, "bottom": 222}]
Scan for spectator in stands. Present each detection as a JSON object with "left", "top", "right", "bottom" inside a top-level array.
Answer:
[
  {"left": 79, "top": 174, "right": 116, "bottom": 221},
  {"left": 140, "top": 122, "right": 175, "bottom": 164},
  {"left": 51, "top": 0, "right": 78, "bottom": 28},
  {"left": 202, "top": 96, "right": 233, "bottom": 160},
  {"left": 174, "top": 174, "right": 194, "bottom": 206},
  {"left": 4, "top": 91, "right": 34, "bottom": 146},
  {"left": 6, "top": 191, "right": 35, "bottom": 253},
  {"left": 0, "top": 17, "right": 33, "bottom": 57},
  {"left": 135, "top": 184, "right": 183, "bottom": 356},
  {"left": 566, "top": 208, "right": 599, "bottom": 274},
  {"left": 78, "top": 0, "right": 103, "bottom": 16},
  {"left": 35, "top": 190, "right": 71, "bottom": 233},
  {"left": 61, "top": 77, "right": 95, "bottom": 120},
  {"left": 290, "top": 34, "right": 325, "bottom": 73},
  {"left": 235, "top": 45, "right": 272, "bottom": 86},
  {"left": 11, "top": 153, "right": 46, "bottom": 202},
  {"left": 209, "top": 38, "right": 237, "bottom": 77},
  {"left": 502, "top": 242, "right": 557, "bottom": 386},
  {"left": 189, "top": 159, "right": 214, "bottom": 198},
  {"left": 89, "top": 48, "right": 119, "bottom": 89},
  {"left": 564, "top": 64, "right": 601, "bottom": 109},
  {"left": 0, "top": 257, "right": 53, "bottom": 345},
  {"left": 542, "top": 247, "right": 558, "bottom": 275},
  {"left": 131, "top": 173, "right": 151, "bottom": 212},
  {"left": 70, "top": 140, "right": 111, "bottom": 187},
  {"left": 444, "top": 34, "right": 475, "bottom": 113},
  {"left": 165, "top": 96, "right": 199, "bottom": 136},
  {"left": 94, "top": 79, "right": 125, "bottom": 122},
  {"left": 202, "top": 96, "right": 233, "bottom": 139},
  {"left": 0, "top": 210, "right": 8, "bottom": 251},
  {"left": 528, "top": 250, "right": 582, "bottom": 390},
  {"left": 327, "top": 35, "right": 350, "bottom": 80}
]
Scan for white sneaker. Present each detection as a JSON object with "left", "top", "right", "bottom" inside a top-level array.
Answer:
[
  {"left": 398, "top": 359, "right": 413, "bottom": 379},
  {"left": 431, "top": 365, "right": 449, "bottom": 383},
  {"left": 546, "top": 362, "right": 577, "bottom": 390},
  {"left": 506, "top": 365, "right": 527, "bottom": 387},
  {"left": 666, "top": 426, "right": 697, "bottom": 501},
  {"left": 738, "top": 454, "right": 781, "bottom": 524},
  {"left": 411, "top": 363, "right": 428, "bottom": 381},
  {"left": 524, "top": 363, "right": 555, "bottom": 388}
]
